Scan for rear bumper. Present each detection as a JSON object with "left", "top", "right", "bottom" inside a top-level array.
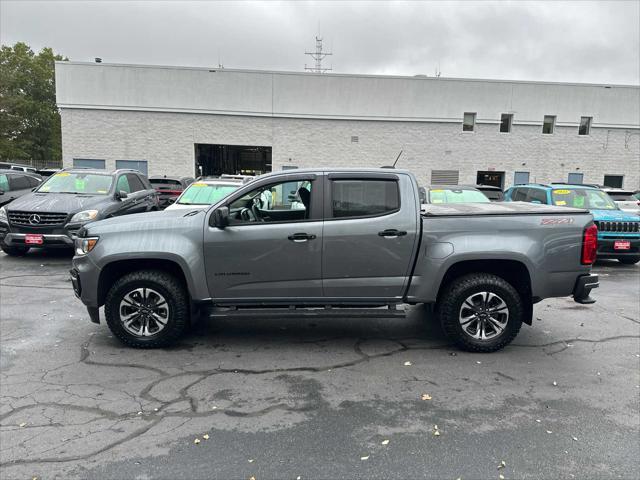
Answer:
[
  {"left": 573, "top": 274, "right": 599, "bottom": 304},
  {"left": 597, "top": 237, "right": 640, "bottom": 257}
]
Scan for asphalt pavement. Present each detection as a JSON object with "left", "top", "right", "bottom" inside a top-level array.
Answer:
[{"left": 0, "top": 249, "right": 638, "bottom": 479}]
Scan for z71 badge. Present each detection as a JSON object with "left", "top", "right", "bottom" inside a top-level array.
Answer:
[{"left": 541, "top": 217, "right": 575, "bottom": 225}]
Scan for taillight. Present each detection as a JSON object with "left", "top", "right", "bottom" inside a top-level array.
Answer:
[{"left": 581, "top": 224, "right": 598, "bottom": 265}]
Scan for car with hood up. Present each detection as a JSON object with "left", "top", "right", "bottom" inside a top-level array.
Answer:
[
  {"left": 504, "top": 183, "right": 640, "bottom": 264},
  {"left": 0, "top": 168, "right": 158, "bottom": 256}
]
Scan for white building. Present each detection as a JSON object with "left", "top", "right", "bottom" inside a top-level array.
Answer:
[{"left": 55, "top": 61, "right": 640, "bottom": 189}]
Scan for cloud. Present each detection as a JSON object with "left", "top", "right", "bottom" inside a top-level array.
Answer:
[{"left": 1, "top": 0, "right": 638, "bottom": 84}]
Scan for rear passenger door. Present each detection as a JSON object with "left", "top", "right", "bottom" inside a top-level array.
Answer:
[{"left": 322, "top": 173, "right": 419, "bottom": 301}]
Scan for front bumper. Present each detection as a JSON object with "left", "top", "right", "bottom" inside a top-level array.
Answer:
[
  {"left": 573, "top": 274, "right": 599, "bottom": 304},
  {"left": 597, "top": 237, "right": 640, "bottom": 257},
  {"left": 0, "top": 221, "right": 85, "bottom": 249}
]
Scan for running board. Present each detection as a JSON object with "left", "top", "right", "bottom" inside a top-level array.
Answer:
[{"left": 208, "top": 305, "right": 407, "bottom": 319}]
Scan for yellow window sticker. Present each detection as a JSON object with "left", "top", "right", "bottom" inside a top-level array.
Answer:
[
  {"left": 555, "top": 200, "right": 567, "bottom": 206},
  {"left": 432, "top": 199, "right": 444, "bottom": 203},
  {"left": 40, "top": 186, "right": 50, "bottom": 192},
  {"left": 553, "top": 189, "right": 570, "bottom": 195},
  {"left": 431, "top": 189, "right": 444, "bottom": 193},
  {"left": 191, "top": 183, "right": 206, "bottom": 187},
  {"left": 55, "top": 172, "right": 70, "bottom": 177},
  {"left": 97, "top": 190, "right": 107, "bottom": 194}
]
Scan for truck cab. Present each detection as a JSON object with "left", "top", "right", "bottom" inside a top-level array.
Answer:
[{"left": 504, "top": 183, "right": 640, "bottom": 264}]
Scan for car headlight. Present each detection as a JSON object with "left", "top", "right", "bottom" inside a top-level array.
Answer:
[
  {"left": 75, "top": 236, "right": 99, "bottom": 255},
  {"left": 70, "top": 210, "right": 99, "bottom": 223},
  {"left": 0, "top": 207, "right": 7, "bottom": 223}
]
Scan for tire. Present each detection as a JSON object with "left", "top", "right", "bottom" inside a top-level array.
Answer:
[
  {"left": 104, "top": 270, "right": 189, "bottom": 348},
  {"left": 436, "top": 273, "right": 524, "bottom": 353},
  {"left": 1, "top": 244, "right": 30, "bottom": 256},
  {"left": 618, "top": 256, "right": 640, "bottom": 265}
]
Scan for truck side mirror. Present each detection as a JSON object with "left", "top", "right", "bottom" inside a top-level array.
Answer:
[
  {"left": 115, "top": 190, "right": 128, "bottom": 200},
  {"left": 211, "top": 206, "right": 229, "bottom": 229}
]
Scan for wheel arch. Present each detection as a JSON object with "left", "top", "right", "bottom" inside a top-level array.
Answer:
[
  {"left": 97, "top": 258, "right": 189, "bottom": 307},
  {"left": 436, "top": 259, "right": 533, "bottom": 325}
]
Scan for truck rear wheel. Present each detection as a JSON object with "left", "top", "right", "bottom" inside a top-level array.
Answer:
[
  {"left": 436, "top": 273, "right": 523, "bottom": 353},
  {"left": 104, "top": 270, "right": 189, "bottom": 348}
]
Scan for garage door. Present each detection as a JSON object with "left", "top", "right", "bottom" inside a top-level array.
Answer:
[
  {"left": 116, "top": 160, "right": 148, "bottom": 176},
  {"left": 431, "top": 170, "right": 460, "bottom": 185},
  {"left": 73, "top": 158, "right": 105, "bottom": 169}
]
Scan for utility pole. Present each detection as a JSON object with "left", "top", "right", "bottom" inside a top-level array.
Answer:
[{"left": 305, "top": 36, "right": 332, "bottom": 73}]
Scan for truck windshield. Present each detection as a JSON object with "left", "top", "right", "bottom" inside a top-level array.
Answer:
[
  {"left": 551, "top": 189, "right": 618, "bottom": 209},
  {"left": 429, "top": 189, "right": 490, "bottom": 204},
  {"left": 177, "top": 182, "right": 240, "bottom": 205},
  {"left": 37, "top": 172, "right": 113, "bottom": 195}
]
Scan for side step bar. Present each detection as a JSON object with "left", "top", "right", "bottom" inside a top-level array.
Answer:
[{"left": 208, "top": 305, "right": 407, "bottom": 319}]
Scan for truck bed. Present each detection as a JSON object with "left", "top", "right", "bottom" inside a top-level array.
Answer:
[{"left": 422, "top": 201, "right": 590, "bottom": 217}]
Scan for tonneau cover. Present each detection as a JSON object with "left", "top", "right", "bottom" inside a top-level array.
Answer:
[{"left": 422, "top": 201, "right": 589, "bottom": 217}]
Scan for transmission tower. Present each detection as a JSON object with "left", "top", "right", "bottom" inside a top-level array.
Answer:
[{"left": 305, "top": 36, "right": 332, "bottom": 73}]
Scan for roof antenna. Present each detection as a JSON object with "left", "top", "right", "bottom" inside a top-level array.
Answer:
[{"left": 382, "top": 150, "right": 403, "bottom": 169}]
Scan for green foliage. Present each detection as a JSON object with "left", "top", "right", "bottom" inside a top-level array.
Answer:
[{"left": 0, "top": 42, "right": 67, "bottom": 163}]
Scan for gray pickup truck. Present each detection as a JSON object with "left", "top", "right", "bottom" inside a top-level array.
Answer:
[{"left": 70, "top": 168, "right": 599, "bottom": 352}]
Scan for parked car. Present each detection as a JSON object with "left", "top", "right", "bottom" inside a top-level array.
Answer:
[
  {"left": 165, "top": 177, "right": 244, "bottom": 211},
  {"left": 504, "top": 183, "right": 640, "bottom": 264},
  {"left": 71, "top": 168, "right": 598, "bottom": 352},
  {"left": 0, "top": 168, "right": 158, "bottom": 256},
  {"left": 149, "top": 175, "right": 195, "bottom": 209},
  {"left": 0, "top": 162, "right": 39, "bottom": 175},
  {"left": 601, "top": 188, "right": 640, "bottom": 216},
  {"left": 423, "top": 185, "right": 491, "bottom": 204},
  {"left": 476, "top": 184, "right": 504, "bottom": 201},
  {"left": 0, "top": 169, "right": 42, "bottom": 207}
]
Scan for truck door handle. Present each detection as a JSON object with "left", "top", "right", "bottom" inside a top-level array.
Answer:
[
  {"left": 288, "top": 232, "right": 316, "bottom": 242},
  {"left": 378, "top": 229, "right": 407, "bottom": 238}
]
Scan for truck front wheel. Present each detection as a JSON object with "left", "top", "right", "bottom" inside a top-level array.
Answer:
[
  {"left": 104, "top": 270, "right": 189, "bottom": 348},
  {"left": 436, "top": 273, "right": 524, "bottom": 353}
]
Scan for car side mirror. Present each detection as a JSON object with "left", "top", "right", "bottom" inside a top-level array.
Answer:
[
  {"left": 211, "top": 206, "right": 229, "bottom": 229},
  {"left": 115, "top": 190, "right": 128, "bottom": 200}
]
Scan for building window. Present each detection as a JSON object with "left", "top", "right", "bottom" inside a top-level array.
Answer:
[
  {"left": 462, "top": 112, "right": 476, "bottom": 132},
  {"left": 431, "top": 169, "right": 460, "bottom": 185},
  {"left": 514, "top": 171, "right": 530, "bottom": 185},
  {"left": 603, "top": 175, "right": 623, "bottom": 188},
  {"left": 500, "top": 114, "right": 513, "bottom": 133},
  {"left": 116, "top": 160, "right": 148, "bottom": 176},
  {"left": 578, "top": 116, "right": 592, "bottom": 135},
  {"left": 542, "top": 115, "right": 556, "bottom": 134},
  {"left": 350, "top": 136, "right": 359, "bottom": 143},
  {"left": 567, "top": 172, "right": 584, "bottom": 184},
  {"left": 73, "top": 158, "right": 105, "bottom": 169}
]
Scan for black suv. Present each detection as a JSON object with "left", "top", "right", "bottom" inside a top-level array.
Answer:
[
  {"left": 0, "top": 168, "right": 158, "bottom": 256},
  {"left": 0, "top": 169, "right": 43, "bottom": 207}
]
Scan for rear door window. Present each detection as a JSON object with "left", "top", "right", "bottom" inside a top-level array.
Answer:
[
  {"left": 512, "top": 188, "right": 529, "bottom": 201},
  {"left": 9, "top": 174, "right": 31, "bottom": 191},
  {"left": 525, "top": 188, "right": 547, "bottom": 204},
  {"left": 331, "top": 179, "right": 400, "bottom": 218},
  {"left": 126, "top": 174, "right": 146, "bottom": 192}
]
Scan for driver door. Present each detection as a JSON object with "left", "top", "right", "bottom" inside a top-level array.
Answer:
[{"left": 203, "top": 174, "right": 323, "bottom": 302}]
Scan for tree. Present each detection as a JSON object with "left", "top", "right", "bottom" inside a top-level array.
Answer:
[{"left": 0, "top": 42, "right": 67, "bottom": 164}]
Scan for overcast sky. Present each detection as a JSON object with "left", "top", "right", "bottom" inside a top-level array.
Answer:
[{"left": 2, "top": 0, "right": 639, "bottom": 84}]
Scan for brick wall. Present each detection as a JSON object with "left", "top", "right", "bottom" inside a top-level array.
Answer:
[{"left": 61, "top": 109, "right": 640, "bottom": 189}]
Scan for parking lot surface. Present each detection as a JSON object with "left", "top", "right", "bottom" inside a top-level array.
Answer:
[{"left": 1, "top": 250, "right": 638, "bottom": 479}]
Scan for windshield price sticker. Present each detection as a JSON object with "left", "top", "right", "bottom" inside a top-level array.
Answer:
[
  {"left": 553, "top": 189, "right": 570, "bottom": 195},
  {"left": 191, "top": 183, "right": 206, "bottom": 187},
  {"left": 55, "top": 172, "right": 70, "bottom": 177},
  {"left": 555, "top": 200, "right": 567, "bottom": 205}
]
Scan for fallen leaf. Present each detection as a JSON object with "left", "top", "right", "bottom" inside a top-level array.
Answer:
[
  {"left": 535, "top": 419, "right": 541, "bottom": 423},
  {"left": 203, "top": 434, "right": 210, "bottom": 440},
  {"left": 434, "top": 424, "right": 439, "bottom": 430},
  {"left": 249, "top": 477, "right": 256, "bottom": 480},
  {"left": 476, "top": 361, "right": 482, "bottom": 364},
  {"left": 433, "top": 430, "right": 440, "bottom": 436},
  {"left": 381, "top": 439, "right": 390, "bottom": 445},
  {"left": 421, "top": 394, "right": 432, "bottom": 401},
  {"left": 403, "top": 361, "right": 412, "bottom": 366},
  {"left": 571, "top": 436, "right": 578, "bottom": 441},
  {"left": 137, "top": 411, "right": 142, "bottom": 415},
  {"left": 19, "top": 422, "right": 26, "bottom": 427},
  {"left": 212, "top": 406, "right": 218, "bottom": 410},
  {"left": 248, "top": 459, "right": 254, "bottom": 463},
  {"left": 498, "top": 460, "right": 506, "bottom": 469},
  {"left": 194, "top": 438, "right": 201, "bottom": 444},
  {"left": 546, "top": 430, "right": 553, "bottom": 434},
  {"left": 499, "top": 474, "right": 505, "bottom": 480},
  {"left": 552, "top": 381, "right": 557, "bottom": 386},
  {"left": 153, "top": 408, "right": 159, "bottom": 412},
  {"left": 297, "top": 477, "right": 301, "bottom": 480},
  {"left": 360, "top": 455, "right": 370, "bottom": 461}
]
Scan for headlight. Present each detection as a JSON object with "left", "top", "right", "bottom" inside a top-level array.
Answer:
[
  {"left": 75, "top": 236, "right": 99, "bottom": 255},
  {"left": 70, "top": 210, "right": 99, "bottom": 223},
  {"left": 0, "top": 207, "right": 6, "bottom": 222}
]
